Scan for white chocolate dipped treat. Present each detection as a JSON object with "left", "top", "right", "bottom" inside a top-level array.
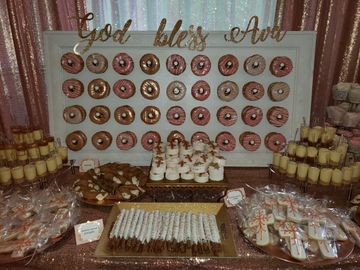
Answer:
[
  {"left": 192, "top": 161, "right": 207, "bottom": 174},
  {"left": 343, "top": 112, "right": 360, "bottom": 128},
  {"left": 209, "top": 163, "right": 224, "bottom": 181},
  {"left": 348, "top": 86, "right": 360, "bottom": 104},
  {"left": 149, "top": 171, "right": 164, "bottom": 181},
  {"left": 332, "top": 82, "right": 351, "bottom": 101},
  {"left": 194, "top": 172, "right": 209, "bottom": 183},
  {"left": 213, "top": 156, "right": 226, "bottom": 167},
  {"left": 326, "top": 106, "right": 346, "bottom": 126},
  {"left": 181, "top": 172, "right": 195, "bottom": 180},
  {"left": 177, "top": 160, "right": 190, "bottom": 174},
  {"left": 165, "top": 168, "right": 180, "bottom": 181}
]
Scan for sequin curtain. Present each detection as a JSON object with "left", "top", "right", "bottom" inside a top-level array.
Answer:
[
  {"left": 86, "top": 0, "right": 277, "bottom": 31},
  {"left": 276, "top": 0, "right": 360, "bottom": 125},
  {"left": 0, "top": 0, "right": 87, "bottom": 140}
]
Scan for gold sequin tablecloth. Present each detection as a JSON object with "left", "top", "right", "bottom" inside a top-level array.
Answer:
[{"left": 5, "top": 167, "right": 360, "bottom": 270}]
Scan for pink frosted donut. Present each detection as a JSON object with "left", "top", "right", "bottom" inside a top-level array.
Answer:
[
  {"left": 191, "top": 132, "right": 210, "bottom": 144},
  {"left": 191, "top": 80, "right": 211, "bottom": 101},
  {"left": 217, "top": 106, "right": 237, "bottom": 126},
  {"left": 112, "top": 53, "right": 134, "bottom": 75},
  {"left": 241, "top": 106, "right": 263, "bottom": 127},
  {"left": 267, "top": 106, "right": 289, "bottom": 127},
  {"left": 116, "top": 131, "right": 137, "bottom": 150},
  {"left": 191, "top": 107, "right": 210, "bottom": 126},
  {"left": 167, "top": 106, "right": 186, "bottom": 126},
  {"left": 242, "top": 81, "right": 264, "bottom": 101},
  {"left": 141, "top": 131, "right": 161, "bottom": 151},
  {"left": 218, "top": 54, "right": 238, "bottom": 76},
  {"left": 62, "top": 79, "right": 84, "bottom": 98},
  {"left": 240, "top": 132, "right": 261, "bottom": 151},
  {"left": 265, "top": 132, "right": 286, "bottom": 152},
  {"left": 270, "top": 56, "right": 293, "bottom": 77},
  {"left": 61, "top": 52, "right": 84, "bottom": 74},
  {"left": 191, "top": 55, "right": 211, "bottom": 76},
  {"left": 113, "top": 79, "right": 135, "bottom": 99},
  {"left": 216, "top": 132, "right": 236, "bottom": 151},
  {"left": 166, "top": 54, "right": 186, "bottom": 75}
]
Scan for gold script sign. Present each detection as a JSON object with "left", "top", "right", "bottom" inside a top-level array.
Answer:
[
  {"left": 74, "top": 12, "right": 132, "bottom": 55},
  {"left": 225, "top": 16, "right": 286, "bottom": 44},
  {"left": 153, "top": 18, "right": 209, "bottom": 51}
]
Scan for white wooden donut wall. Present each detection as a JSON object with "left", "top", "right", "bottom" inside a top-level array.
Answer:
[{"left": 45, "top": 31, "right": 316, "bottom": 166}]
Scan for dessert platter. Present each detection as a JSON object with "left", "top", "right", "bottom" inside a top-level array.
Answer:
[
  {"left": 0, "top": 186, "right": 78, "bottom": 263},
  {"left": 73, "top": 163, "right": 147, "bottom": 206},
  {"left": 95, "top": 202, "right": 237, "bottom": 258},
  {"left": 237, "top": 185, "right": 357, "bottom": 266}
]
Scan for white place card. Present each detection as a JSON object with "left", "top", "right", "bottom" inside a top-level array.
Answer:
[
  {"left": 224, "top": 188, "right": 246, "bottom": 207},
  {"left": 79, "top": 159, "right": 100, "bottom": 172},
  {"left": 74, "top": 219, "right": 104, "bottom": 245}
]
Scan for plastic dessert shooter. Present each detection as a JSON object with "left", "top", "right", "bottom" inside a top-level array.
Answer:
[
  {"left": 272, "top": 152, "right": 282, "bottom": 169},
  {"left": 331, "top": 169, "right": 343, "bottom": 186},
  {"left": 0, "top": 167, "right": 12, "bottom": 185},
  {"left": 297, "top": 163, "right": 309, "bottom": 181},
  {"left": 286, "top": 161, "right": 297, "bottom": 178},
  {"left": 24, "top": 164, "right": 37, "bottom": 182},
  {"left": 319, "top": 168, "right": 332, "bottom": 186},
  {"left": 279, "top": 155, "right": 289, "bottom": 174},
  {"left": 307, "top": 166, "right": 320, "bottom": 184}
]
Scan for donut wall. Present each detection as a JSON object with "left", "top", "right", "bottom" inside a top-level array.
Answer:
[{"left": 44, "top": 31, "right": 315, "bottom": 166}]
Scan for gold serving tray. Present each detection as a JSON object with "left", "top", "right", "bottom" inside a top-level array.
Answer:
[{"left": 95, "top": 202, "right": 237, "bottom": 258}]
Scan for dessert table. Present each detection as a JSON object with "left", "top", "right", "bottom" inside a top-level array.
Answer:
[{"left": 5, "top": 167, "right": 360, "bottom": 270}]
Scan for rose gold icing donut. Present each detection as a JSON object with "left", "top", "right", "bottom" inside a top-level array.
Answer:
[
  {"left": 113, "top": 79, "right": 136, "bottom": 99},
  {"left": 268, "top": 82, "right": 290, "bottom": 101},
  {"left": 89, "top": 105, "right": 110, "bottom": 125},
  {"left": 166, "top": 81, "right": 186, "bottom": 101},
  {"left": 242, "top": 106, "right": 263, "bottom": 126},
  {"left": 191, "top": 132, "right": 210, "bottom": 144},
  {"left": 270, "top": 56, "right": 293, "bottom": 77},
  {"left": 242, "top": 81, "right": 264, "bottom": 101},
  {"left": 63, "top": 105, "right": 86, "bottom": 124},
  {"left": 141, "top": 106, "right": 161, "bottom": 125},
  {"left": 114, "top": 105, "right": 135, "bottom": 125},
  {"left": 61, "top": 52, "right": 84, "bottom": 74},
  {"left": 167, "top": 130, "right": 185, "bottom": 144},
  {"left": 191, "top": 106, "right": 210, "bottom": 126},
  {"left": 66, "top": 130, "right": 87, "bottom": 151},
  {"left": 191, "top": 80, "right": 211, "bottom": 101},
  {"left": 240, "top": 132, "right": 261, "bottom": 151},
  {"left": 265, "top": 132, "right": 286, "bottom": 152},
  {"left": 217, "top": 81, "right": 239, "bottom": 101},
  {"left": 267, "top": 106, "right": 289, "bottom": 127},
  {"left": 141, "top": 131, "right": 161, "bottom": 151},
  {"left": 112, "top": 53, "right": 134, "bottom": 75},
  {"left": 216, "top": 132, "right": 236, "bottom": 151},
  {"left": 88, "top": 79, "right": 110, "bottom": 99},
  {"left": 140, "top": 53, "right": 160, "bottom": 75},
  {"left": 86, "top": 53, "right": 108, "bottom": 73},
  {"left": 166, "top": 54, "right": 186, "bottom": 75},
  {"left": 217, "top": 106, "right": 237, "bottom": 126},
  {"left": 92, "top": 131, "right": 112, "bottom": 150},
  {"left": 140, "top": 79, "right": 160, "bottom": 100},
  {"left": 167, "top": 106, "right": 186, "bottom": 125},
  {"left": 218, "top": 54, "right": 238, "bottom": 76},
  {"left": 62, "top": 79, "right": 84, "bottom": 98},
  {"left": 116, "top": 131, "right": 137, "bottom": 150},
  {"left": 244, "top": 54, "right": 266, "bottom": 76},
  {"left": 191, "top": 55, "right": 211, "bottom": 76}
]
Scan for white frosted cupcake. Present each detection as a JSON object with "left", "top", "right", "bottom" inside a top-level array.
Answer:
[
  {"left": 209, "top": 163, "right": 224, "bottom": 181},
  {"left": 165, "top": 168, "right": 180, "bottom": 181},
  {"left": 150, "top": 171, "right": 164, "bottom": 181},
  {"left": 181, "top": 171, "right": 195, "bottom": 180},
  {"left": 194, "top": 172, "right": 209, "bottom": 183}
]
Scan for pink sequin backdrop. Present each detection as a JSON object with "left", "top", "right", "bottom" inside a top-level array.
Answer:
[{"left": 0, "top": 0, "right": 87, "bottom": 140}]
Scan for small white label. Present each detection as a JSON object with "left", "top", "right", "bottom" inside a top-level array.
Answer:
[
  {"left": 74, "top": 219, "right": 104, "bottom": 245},
  {"left": 224, "top": 188, "right": 246, "bottom": 207},
  {"left": 79, "top": 159, "right": 100, "bottom": 172}
]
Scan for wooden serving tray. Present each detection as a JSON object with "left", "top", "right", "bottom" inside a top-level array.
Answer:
[{"left": 95, "top": 202, "right": 237, "bottom": 258}]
